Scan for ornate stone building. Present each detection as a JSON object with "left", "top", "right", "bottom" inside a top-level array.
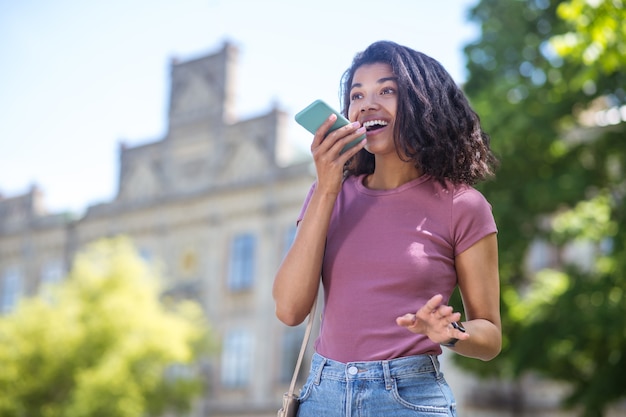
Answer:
[{"left": 0, "top": 42, "right": 315, "bottom": 416}]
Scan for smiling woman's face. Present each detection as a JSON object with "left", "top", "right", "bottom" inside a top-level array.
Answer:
[{"left": 348, "top": 63, "right": 398, "bottom": 155}]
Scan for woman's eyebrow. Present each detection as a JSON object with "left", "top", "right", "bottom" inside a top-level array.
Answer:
[
  {"left": 350, "top": 82, "right": 362, "bottom": 91},
  {"left": 350, "top": 77, "right": 398, "bottom": 91}
]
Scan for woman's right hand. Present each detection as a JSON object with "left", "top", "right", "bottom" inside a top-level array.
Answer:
[{"left": 310, "top": 114, "right": 366, "bottom": 194}]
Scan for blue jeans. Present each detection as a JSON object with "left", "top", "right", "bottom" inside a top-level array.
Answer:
[{"left": 297, "top": 352, "right": 457, "bottom": 417}]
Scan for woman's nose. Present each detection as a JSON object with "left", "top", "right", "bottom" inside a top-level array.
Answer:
[{"left": 360, "top": 99, "right": 378, "bottom": 112}]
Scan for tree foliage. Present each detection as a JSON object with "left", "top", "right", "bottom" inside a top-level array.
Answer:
[
  {"left": 452, "top": 0, "right": 626, "bottom": 416},
  {"left": 0, "top": 237, "right": 212, "bottom": 417}
]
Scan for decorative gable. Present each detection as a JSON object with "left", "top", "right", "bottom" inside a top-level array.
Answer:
[
  {"left": 218, "top": 140, "right": 272, "bottom": 184},
  {"left": 118, "top": 161, "right": 161, "bottom": 201}
]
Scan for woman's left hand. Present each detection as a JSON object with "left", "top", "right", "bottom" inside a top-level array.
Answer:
[{"left": 395, "top": 294, "right": 470, "bottom": 345}]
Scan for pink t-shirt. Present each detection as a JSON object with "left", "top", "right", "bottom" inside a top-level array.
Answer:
[{"left": 297, "top": 174, "right": 497, "bottom": 362}]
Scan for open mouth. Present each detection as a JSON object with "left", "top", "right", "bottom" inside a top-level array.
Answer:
[{"left": 363, "top": 119, "right": 389, "bottom": 132}]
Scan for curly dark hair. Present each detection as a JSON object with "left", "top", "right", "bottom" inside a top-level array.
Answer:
[{"left": 340, "top": 41, "right": 498, "bottom": 185}]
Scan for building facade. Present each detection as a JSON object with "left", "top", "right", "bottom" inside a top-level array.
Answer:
[{"left": 0, "top": 42, "right": 316, "bottom": 416}]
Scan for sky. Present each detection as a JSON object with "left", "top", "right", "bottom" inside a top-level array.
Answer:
[{"left": 0, "top": 0, "right": 480, "bottom": 214}]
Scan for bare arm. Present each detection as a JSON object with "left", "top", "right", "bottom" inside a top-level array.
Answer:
[
  {"left": 272, "top": 189, "right": 333, "bottom": 326},
  {"left": 272, "top": 115, "right": 366, "bottom": 326},
  {"left": 450, "top": 232, "right": 501, "bottom": 360},
  {"left": 396, "top": 233, "right": 501, "bottom": 361}
]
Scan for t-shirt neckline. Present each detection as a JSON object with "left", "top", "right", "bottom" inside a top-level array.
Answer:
[{"left": 353, "top": 173, "right": 431, "bottom": 196}]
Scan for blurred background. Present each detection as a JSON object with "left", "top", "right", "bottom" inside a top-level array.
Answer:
[
  {"left": 0, "top": 1, "right": 624, "bottom": 416},
  {"left": 0, "top": 0, "right": 477, "bottom": 214}
]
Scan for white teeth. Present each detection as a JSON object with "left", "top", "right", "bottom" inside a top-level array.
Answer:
[{"left": 363, "top": 120, "right": 388, "bottom": 128}]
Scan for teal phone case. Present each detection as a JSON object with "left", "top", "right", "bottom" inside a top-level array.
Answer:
[{"left": 294, "top": 99, "right": 365, "bottom": 154}]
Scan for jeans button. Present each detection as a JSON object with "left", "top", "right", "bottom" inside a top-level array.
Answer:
[{"left": 348, "top": 366, "right": 358, "bottom": 375}]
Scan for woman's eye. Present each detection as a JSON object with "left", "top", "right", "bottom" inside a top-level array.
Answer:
[
  {"left": 381, "top": 87, "right": 396, "bottom": 95},
  {"left": 351, "top": 93, "right": 363, "bottom": 101}
]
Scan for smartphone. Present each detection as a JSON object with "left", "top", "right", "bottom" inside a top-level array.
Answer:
[{"left": 294, "top": 99, "right": 365, "bottom": 154}]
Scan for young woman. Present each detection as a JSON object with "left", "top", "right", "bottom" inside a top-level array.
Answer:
[{"left": 273, "top": 40, "right": 501, "bottom": 416}]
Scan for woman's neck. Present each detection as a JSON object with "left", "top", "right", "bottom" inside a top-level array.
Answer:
[{"left": 364, "top": 158, "right": 421, "bottom": 190}]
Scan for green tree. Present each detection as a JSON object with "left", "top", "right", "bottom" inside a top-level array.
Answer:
[
  {"left": 0, "top": 237, "right": 212, "bottom": 417},
  {"left": 452, "top": 0, "right": 626, "bottom": 416}
]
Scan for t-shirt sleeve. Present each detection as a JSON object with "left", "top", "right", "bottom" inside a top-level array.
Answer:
[
  {"left": 452, "top": 186, "right": 498, "bottom": 256},
  {"left": 296, "top": 182, "right": 317, "bottom": 225}
]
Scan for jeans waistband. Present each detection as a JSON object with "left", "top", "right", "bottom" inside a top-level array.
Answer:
[{"left": 309, "top": 352, "right": 440, "bottom": 387}]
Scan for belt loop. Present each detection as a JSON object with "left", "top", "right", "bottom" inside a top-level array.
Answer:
[
  {"left": 429, "top": 355, "right": 440, "bottom": 377},
  {"left": 382, "top": 360, "right": 393, "bottom": 390},
  {"left": 313, "top": 356, "right": 326, "bottom": 385}
]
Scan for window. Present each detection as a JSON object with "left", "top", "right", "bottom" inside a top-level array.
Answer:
[
  {"left": 40, "top": 260, "right": 64, "bottom": 287},
  {"left": 228, "top": 233, "right": 256, "bottom": 291},
  {"left": 221, "top": 328, "right": 253, "bottom": 388},
  {"left": 1, "top": 267, "right": 22, "bottom": 313},
  {"left": 39, "top": 260, "right": 65, "bottom": 301},
  {"left": 138, "top": 247, "right": 153, "bottom": 263}
]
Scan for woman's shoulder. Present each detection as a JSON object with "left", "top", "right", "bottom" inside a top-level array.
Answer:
[
  {"left": 426, "top": 178, "right": 492, "bottom": 210},
  {"left": 447, "top": 183, "right": 494, "bottom": 222}
]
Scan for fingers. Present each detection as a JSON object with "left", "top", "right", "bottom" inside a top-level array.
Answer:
[
  {"left": 432, "top": 305, "right": 456, "bottom": 321},
  {"left": 423, "top": 294, "right": 444, "bottom": 313},
  {"left": 418, "top": 294, "right": 452, "bottom": 322},
  {"left": 397, "top": 294, "right": 470, "bottom": 344},
  {"left": 395, "top": 313, "right": 416, "bottom": 327},
  {"left": 311, "top": 114, "right": 366, "bottom": 157},
  {"left": 421, "top": 295, "right": 459, "bottom": 324},
  {"left": 310, "top": 114, "right": 339, "bottom": 150},
  {"left": 309, "top": 116, "right": 365, "bottom": 193}
]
